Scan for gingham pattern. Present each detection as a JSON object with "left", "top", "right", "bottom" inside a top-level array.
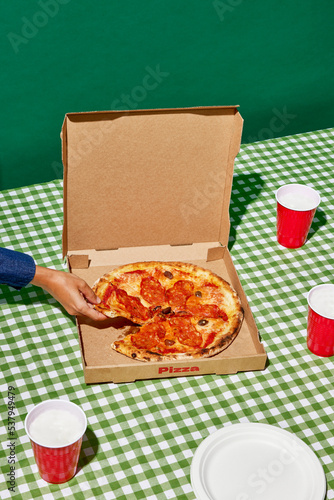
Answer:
[{"left": 1, "top": 128, "right": 334, "bottom": 499}]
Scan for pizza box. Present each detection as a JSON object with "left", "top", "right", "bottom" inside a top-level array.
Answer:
[{"left": 61, "top": 106, "right": 267, "bottom": 384}]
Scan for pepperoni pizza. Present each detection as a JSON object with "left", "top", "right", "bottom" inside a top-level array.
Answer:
[{"left": 92, "top": 261, "right": 243, "bottom": 361}]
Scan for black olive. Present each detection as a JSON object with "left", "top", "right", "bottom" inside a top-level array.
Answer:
[
  {"left": 162, "top": 306, "right": 172, "bottom": 314},
  {"left": 195, "top": 291, "right": 202, "bottom": 297},
  {"left": 198, "top": 319, "right": 208, "bottom": 326},
  {"left": 164, "top": 271, "right": 173, "bottom": 279},
  {"left": 165, "top": 339, "right": 175, "bottom": 346},
  {"left": 131, "top": 353, "right": 137, "bottom": 358}
]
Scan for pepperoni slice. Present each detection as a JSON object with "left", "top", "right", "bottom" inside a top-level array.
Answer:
[
  {"left": 115, "top": 289, "right": 150, "bottom": 322},
  {"left": 169, "top": 316, "right": 202, "bottom": 348},
  {"left": 131, "top": 321, "right": 166, "bottom": 350},
  {"left": 186, "top": 295, "right": 227, "bottom": 320},
  {"left": 140, "top": 276, "right": 166, "bottom": 306},
  {"left": 114, "top": 269, "right": 147, "bottom": 286},
  {"left": 102, "top": 283, "right": 116, "bottom": 305},
  {"left": 166, "top": 280, "right": 194, "bottom": 308},
  {"left": 203, "top": 331, "right": 216, "bottom": 348}
]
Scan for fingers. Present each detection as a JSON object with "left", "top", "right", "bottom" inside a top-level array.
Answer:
[
  {"left": 78, "top": 279, "right": 101, "bottom": 305},
  {"left": 72, "top": 299, "right": 107, "bottom": 321},
  {"left": 76, "top": 281, "right": 106, "bottom": 320},
  {"left": 81, "top": 306, "right": 107, "bottom": 321}
]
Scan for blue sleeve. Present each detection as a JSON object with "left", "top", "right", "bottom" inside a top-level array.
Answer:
[{"left": 0, "top": 248, "right": 36, "bottom": 290}]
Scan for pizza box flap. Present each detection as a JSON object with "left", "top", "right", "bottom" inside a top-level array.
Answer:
[{"left": 61, "top": 106, "right": 243, "bottom": 256}]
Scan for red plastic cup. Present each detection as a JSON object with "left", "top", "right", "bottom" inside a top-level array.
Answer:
[
  {"left": 276, "top": 184, "right": 320, "bottom": 248},
  {"left": 25, "top": 399, "right": 87, "bottom": 484},
  {"left": 307, "top": 284, "right": 334, "bottom": 357}
]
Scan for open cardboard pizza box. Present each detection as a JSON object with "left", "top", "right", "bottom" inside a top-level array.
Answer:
[{"left": 61, "top": 106, "right": 267, "bottom": 383}]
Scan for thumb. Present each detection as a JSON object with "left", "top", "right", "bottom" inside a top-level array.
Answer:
[{"left": 79, "top": 281, "right": 101, "bottom": 305}]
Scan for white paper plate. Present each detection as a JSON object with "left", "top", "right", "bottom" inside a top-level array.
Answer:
[{"left": 191, "top": 423, "right": 326, "bottom": 500}]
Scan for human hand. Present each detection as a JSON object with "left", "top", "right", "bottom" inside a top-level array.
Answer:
[{"left": 31, "top": 266, "right": 106, "bottom": 321}]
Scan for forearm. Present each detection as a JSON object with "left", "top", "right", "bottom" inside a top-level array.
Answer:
[
  {"left": 31, "top": 265, "right": 58, "bottom": 291},
  {"left": 0, "top": 248, "right": 105, "bottom": 320}
]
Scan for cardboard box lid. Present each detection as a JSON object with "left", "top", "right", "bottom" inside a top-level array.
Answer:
[{"left": 61, "top": 106, "right": 243, "bottom": 255}]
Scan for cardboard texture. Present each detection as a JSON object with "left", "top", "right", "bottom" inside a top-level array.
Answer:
[{"left": 61, "top": 106, "right": 267, "bottom": 384}]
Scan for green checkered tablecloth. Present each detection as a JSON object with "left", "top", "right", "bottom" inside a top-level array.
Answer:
[{"left": 1, "top": 128, "right": 334, "bottom": 499}]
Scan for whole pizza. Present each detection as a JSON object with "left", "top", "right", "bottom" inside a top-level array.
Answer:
[{"left": 92, "top": 261, "right": 243, "bottom": 362}]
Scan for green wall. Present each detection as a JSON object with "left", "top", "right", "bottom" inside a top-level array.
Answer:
[{"left": 1, "top": 0, "right": 334, "bottom": 190}]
